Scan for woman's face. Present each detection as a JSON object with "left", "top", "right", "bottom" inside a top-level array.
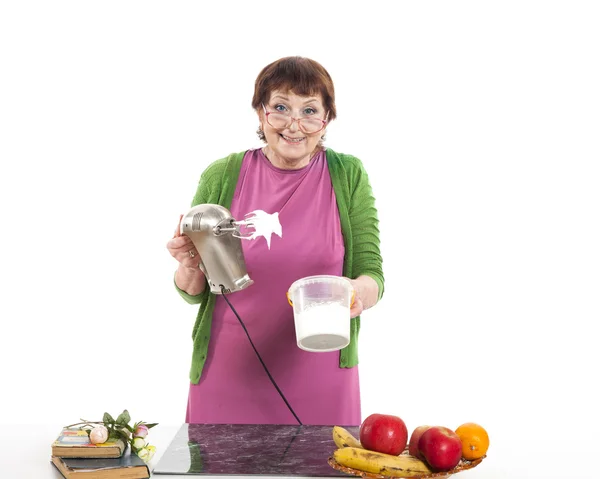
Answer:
[{"left": 259, "top": 90, "right": 327, "bottom": 169}]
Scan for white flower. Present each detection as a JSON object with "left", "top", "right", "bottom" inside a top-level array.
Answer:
[
  {"left": 137, "top": 447, "right": 149, "bottom": 461},
  {"left": 132, "top": 436, "right": 146, "bottom": 450},
  {"left": 145, "top": 445, "right": 156, "bottom": 462},
  {"left": 137, "top": 444, "right": 156, "bottom": 463},
  {"left": 89, "top": 425, "right": 109, "bottom": 444}
]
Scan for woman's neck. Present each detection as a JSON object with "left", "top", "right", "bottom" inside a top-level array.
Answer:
[{"left": 262, "top": 146, "right": 322, "bottom": 170}]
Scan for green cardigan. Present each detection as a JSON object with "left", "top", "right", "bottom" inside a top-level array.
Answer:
[{"left": 176, "top": 148, "right": 385, "bottom": 384}]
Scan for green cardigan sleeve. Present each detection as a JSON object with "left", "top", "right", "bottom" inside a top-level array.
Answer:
[
  {"left": 172, "top": 152, "right": 246, "bottom": 384},
  {"left": 172, "top": 160, "right": 221, "bottom": 305},
  {"left": 174, "top": 153, "right": 246, "bottom": 305},
  {"left": 327, "top": 150, "right": 385, "bottom": 298},
  {"left": 348, "top": 159, "right": 384, "bottom": 299},
  {"left": 327, "top": 149, "right": 385, "bottom": 368}
]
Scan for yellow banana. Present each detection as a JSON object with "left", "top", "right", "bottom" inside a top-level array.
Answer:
[
  {"left": 333, "top": 447, "right": 432, "bottom": 477},
  {"left": 332, "top": 426, "right": 363, "bottom": 449}
]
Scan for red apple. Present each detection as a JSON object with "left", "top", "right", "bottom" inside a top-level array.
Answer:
[
  {"left": 408, "top": 425, "right": 431, "bottom": 460},
  {"left": 418, "top": 426, "right": 462, "bottom": 472},
  {"left": 359, "top": 413, "right": 408, "bottom": 455}
]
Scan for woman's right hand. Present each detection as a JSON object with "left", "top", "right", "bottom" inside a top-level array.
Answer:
[
  {"left": 167, "top": 214, "right": 203, "bottom": 271},
  {"left": 167, "top": 214, "right": 207, "bottom": 296}
]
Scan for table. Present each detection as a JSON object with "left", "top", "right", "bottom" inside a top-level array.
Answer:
[{"left": 0, "top": 423, "right": 500, "bottom": 478}]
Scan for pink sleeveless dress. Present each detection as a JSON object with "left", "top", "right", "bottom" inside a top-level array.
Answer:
[{"left": 186, "top": 148, "right": 361, "bottom": 426}]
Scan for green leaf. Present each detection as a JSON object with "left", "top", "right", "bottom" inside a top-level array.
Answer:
[
  {"left": 103, "top": 412, "right": 116, "bottom": 424},
  {"left": 109, "top": 427, "right": 131, "bottom": 445},
  {"left": 145, "top": 423, "right": 158, "bottom": 429},
  {"left": 116, "top": 410, "right": 131, "bottom": 426}
]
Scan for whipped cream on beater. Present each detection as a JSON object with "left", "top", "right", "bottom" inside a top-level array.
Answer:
[{"left": 236, "top": 210, "right": 282, "bottom": 249}]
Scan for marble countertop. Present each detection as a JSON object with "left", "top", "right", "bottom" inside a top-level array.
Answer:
[{"left": 153, "top": 423, "right": 357, "bottom": 476}]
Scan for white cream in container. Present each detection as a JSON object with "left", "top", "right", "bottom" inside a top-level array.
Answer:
[{"left": 287, "top": 275, "right": 354, "bottom": 352}]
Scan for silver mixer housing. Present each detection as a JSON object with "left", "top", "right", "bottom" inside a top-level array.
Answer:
[{"left": 180, "top": 204, "right": 253, "bottom": 294}]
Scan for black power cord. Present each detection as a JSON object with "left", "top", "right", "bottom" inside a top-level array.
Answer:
[{"left": 220, "top": 284, "right": 302, "bottom": 425}]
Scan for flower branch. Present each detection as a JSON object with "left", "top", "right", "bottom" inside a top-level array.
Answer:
[{"left": 64, "top": 409, "right": 158, "bottom": 463}]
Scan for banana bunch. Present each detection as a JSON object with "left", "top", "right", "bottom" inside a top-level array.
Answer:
[{"left": 331, "top": 427, "right": 432, "bottom": 478}]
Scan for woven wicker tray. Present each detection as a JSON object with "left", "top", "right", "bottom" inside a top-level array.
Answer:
[{"left": 328, "top": 454, "right": 485, "bottom": 479}]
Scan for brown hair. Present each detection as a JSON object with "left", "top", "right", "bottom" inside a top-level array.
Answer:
[{"left": 252, "top": 56, "right": 337, "bottom": 121}]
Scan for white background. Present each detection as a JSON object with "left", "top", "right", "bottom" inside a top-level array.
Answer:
[{"left": 1, "top": 1, "right": 599, "bottom": 478}]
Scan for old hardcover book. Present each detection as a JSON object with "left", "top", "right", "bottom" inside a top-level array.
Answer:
[
  {"left": 52, "top": 428, "right": 126, "bottom": 458},
  {"left": 50, "top": 451, "right": 150, "bottom": 479}
]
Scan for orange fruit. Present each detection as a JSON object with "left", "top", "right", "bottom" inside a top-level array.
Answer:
[{"left": 455, "top": 422, "right": 489, "bottom": 460}]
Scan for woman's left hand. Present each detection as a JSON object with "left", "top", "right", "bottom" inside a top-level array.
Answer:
[
  {"left": 349, "top": 294, "right": 364, "bottom": 318},
  {"left": 347, "top": 278, "right": 364, "bottom": 318},
  {"left": 345, "top": 275, "right": 380, "bottom": 318}
]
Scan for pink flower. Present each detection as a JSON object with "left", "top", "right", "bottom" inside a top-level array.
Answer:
[
  {"left": 134, "top": 424, "right": 149, "bottom": 438},
  {"left": 89, "top": 425, "right": 109, "bottom": 444}
]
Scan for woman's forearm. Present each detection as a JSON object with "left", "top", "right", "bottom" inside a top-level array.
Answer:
[{"left": 175, "top": 264, "right": 207, "bottom": 296}]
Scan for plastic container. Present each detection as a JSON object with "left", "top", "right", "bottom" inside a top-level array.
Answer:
[{"left": 287, "top": 275, "right": 354, "bottom": 352}]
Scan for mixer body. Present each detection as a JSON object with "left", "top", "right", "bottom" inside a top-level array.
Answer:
[{"left": 180, "top": 204, "right": 254, "bottom": 294}]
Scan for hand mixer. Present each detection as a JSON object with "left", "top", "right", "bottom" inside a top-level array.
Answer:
[{"left": 180, "top": 204, "right": 258, "bottom": 294}]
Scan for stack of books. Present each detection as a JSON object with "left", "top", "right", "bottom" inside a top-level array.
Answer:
[{"left": 50, "top": 427, "right": 150, "bottom": 479}]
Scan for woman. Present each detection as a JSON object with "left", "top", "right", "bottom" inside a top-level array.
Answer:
[{"left": 166, "top": 56, "right": 384, "bottom": 426}]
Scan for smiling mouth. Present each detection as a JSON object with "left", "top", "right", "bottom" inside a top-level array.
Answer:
[{"left": 280, "top": 134, "right": 305, "bottom": 143}]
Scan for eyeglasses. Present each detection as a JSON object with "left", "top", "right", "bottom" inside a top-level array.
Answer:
[{"left": 262, "top": 104, "right": 328, "bottom": 134}]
